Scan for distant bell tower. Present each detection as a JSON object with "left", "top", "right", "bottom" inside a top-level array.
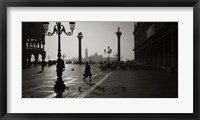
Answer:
[{"left": 85, "top": 47, "right": 88, "bottom": 60}]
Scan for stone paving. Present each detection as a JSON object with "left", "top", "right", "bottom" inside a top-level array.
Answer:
[
  {"left": 22, "top": 64, "right": 178, "bottom": 98},
  {"left": 87, "top": 68, "right": 178, "bottom": 98},
  {"left": 22, "top": 64, "right": 108, "bottom": 98}
]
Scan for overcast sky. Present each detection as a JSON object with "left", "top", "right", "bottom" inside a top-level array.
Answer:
[{"left": 45, "top": 22, "right": 135, "bottom": 61}]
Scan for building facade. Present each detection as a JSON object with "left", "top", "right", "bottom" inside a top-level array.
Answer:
[
  {"left": 133, "top": 22, "right": 178, "bottom": 72},
  {"left": 22, "top": 22, "right": 47, "bottom": 68},
  {"left": 89, "top": 53, "right": 103, "bottom": 63}
]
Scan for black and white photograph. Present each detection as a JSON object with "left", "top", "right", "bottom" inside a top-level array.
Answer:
[{"left": 22, "top": 21, "right": 178, "bottom": 98}]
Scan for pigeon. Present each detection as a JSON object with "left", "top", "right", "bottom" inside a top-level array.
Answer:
[
  {"left": 66, "top": 86, "right": 69, "bottom": 91},
  {"left": 102, "top": 87, "right": 105, "bottom": 92},
  {"left": 121, "top": 87, "right": 127, "bottom": 92}
]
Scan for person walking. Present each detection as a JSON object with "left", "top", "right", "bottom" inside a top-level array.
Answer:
[
  {"left": 83, "top": 62, "right": 92, "bottom": 83},
  {"left": 41, "top": 61, "right": 45, "bottom": 72}
]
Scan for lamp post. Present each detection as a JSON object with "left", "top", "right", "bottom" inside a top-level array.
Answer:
[
  {"left": 104, "top": 46, "right": 112, "bottom": 63},
  {"left": 43, "top": 22, "right": 75, "bottom": 98},
  {"left": 77, "top": 32, "right": 83, "bottom": 65},
  {"left": 115, "top": 27, "right": 122, "bottom": 62}
]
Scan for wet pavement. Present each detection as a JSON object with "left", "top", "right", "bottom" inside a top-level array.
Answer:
[
  {"left": 87, "top": 68, "right": 178, "bottom": 98},
  {"left": 22, "top": 64, "right": 178, "bottom": 98},
  {"left": 22, "top": 64, "right": 108, "bottom": 98}
]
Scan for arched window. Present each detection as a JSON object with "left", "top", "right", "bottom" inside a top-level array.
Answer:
[
  {"left": 30, "top": 54, "right": 35, "bottom": 62},
  {"left": 38, "top": 54, "right": 42, "bottom": 62}
]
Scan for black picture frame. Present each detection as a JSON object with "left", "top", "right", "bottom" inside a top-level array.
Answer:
[{"left": 0, "top": 0, "right": 199, "bottom": 120}]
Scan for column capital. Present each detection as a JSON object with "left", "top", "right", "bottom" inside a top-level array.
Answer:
[{"left": 116, "top": 31, "right": 122, "bottom": 36}]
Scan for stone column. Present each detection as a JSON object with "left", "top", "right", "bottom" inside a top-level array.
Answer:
[
  {"left": 116, "top": 27, "right": 122, "bottom": 62},
  {"left": 77, "top": 32, "right": 83, "bottom": 65}
]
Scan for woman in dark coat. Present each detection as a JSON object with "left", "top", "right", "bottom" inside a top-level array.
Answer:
[{"left": 83, "top": 62, "right": 92, "bottom": 83}]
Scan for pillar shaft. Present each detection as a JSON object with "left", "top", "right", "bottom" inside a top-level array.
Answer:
[
  {"left": 77, "top": 32, "right": 83, "bottom": 65},
  {"left": 79, "top": 39, "right": 82, "bottom": 64},
  {"left": 116, "top": 32, "right": 122, "bottom": 62}
]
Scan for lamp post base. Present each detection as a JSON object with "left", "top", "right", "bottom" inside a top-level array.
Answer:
[
  {"left": 54, "top": 59, "right": 66, "bottom": 98},
  {"left": 54, "top": 80, "right": 66, "bottom": 98}
]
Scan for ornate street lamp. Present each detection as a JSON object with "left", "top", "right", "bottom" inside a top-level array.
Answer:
[
  {"left": 43, "top": 22, "right": 75, "bottom": 98},
  {"left": 104, "top": 46, "right": 112, "bottom": 63}
]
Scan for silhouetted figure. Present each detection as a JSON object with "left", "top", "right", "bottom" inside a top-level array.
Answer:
[
  {"left": 100, "top": 61, "right": 103, "bottom": 67},
  {"left": 56, "top": 59, "right": 65, "bottom": 71},
  {"left": 83, "top": 62, "right": 92, "bottom": 83},
  {"left": 61, "top": 59, "right": 65, "bottom": 70},
  {"left": 102, "top": 87, "right": 105, "bottom": 92},
  {"left": 121, "top": 86, "right": 127, "bottom": 92},
  {"left": 48, "top": 60, "right": 53, "bottom": 66},
  {"left": 66, "top": 86, "right": 69, "bottom": 91},
  {"left": 40, "top": 61, "right": 45, "bottom": 72},
  {"left": 79, "top": 87, "right": 82, "bottom": 92}
]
